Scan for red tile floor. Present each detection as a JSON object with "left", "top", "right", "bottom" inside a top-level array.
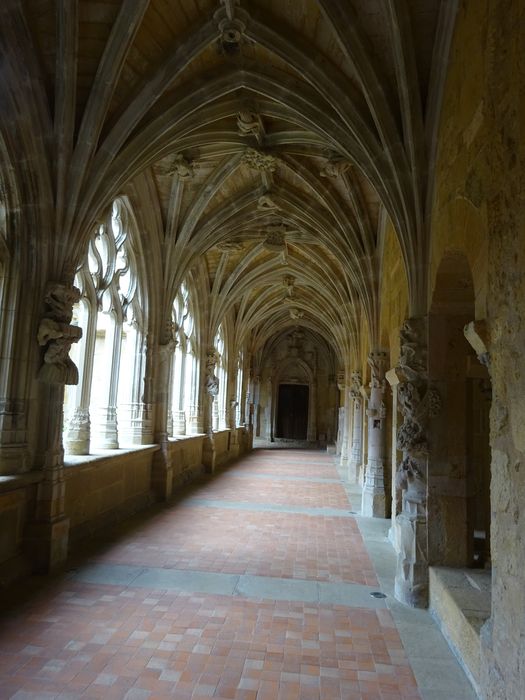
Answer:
[{"left": 0, "top": 449, "right": 421, "bottom": 699}]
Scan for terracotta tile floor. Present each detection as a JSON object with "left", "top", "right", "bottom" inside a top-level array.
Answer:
[{"left": 0, "top": 449, "right": 421, "bottom": 699}]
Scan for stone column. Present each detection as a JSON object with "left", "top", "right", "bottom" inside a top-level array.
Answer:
[
  {"left": 28, "top": 282, "right": 82, "bottom": 571},
  {"left": 392, "top": 318, "right": 441, "bottom": 607},
  {"left": 229, "top": 398, "right": 240, "bottom": 457},
  {"left": 151, "top": 325, "right": 176, "bottom": 500},
  {"left": 91, "top": 315, "right": 121, "bottom": 449},
  {"left": 337, "top": 372, "right": 349, "bottom": 466},
  {"left": 64, "top": 301, "right": 96, "bottom": 455},
  {"left": 348, "top": 370, "right": 363, "bottom": 482},
  {"left": 362, "top": 352, "right": 388, "bottom": 517},
  {"left": 202, "top": 348, "right": 219, "bottom": 472}
]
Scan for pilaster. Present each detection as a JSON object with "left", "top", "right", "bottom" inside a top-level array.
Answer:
[
  {"left": 362, "top": 352, "right": 388, "bottom": 518},
  {"left": 392, "top": 318, "right": 441, "bottom": 607},
  {"left": 202, "top": 348, "right": 219, "bottom": 472},
  {"left": 27, "top": 283, "right": 82, "bottom": 572},
  {"left": 151, "top": 327, "right": 177, "bottom": 500},
  {"left": 348, "top": 370, "right": 363, "bottom": 482}
]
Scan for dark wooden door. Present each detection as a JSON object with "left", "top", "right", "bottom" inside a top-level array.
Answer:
[{"left": 276, "top": 384, "right": 309, "bottom": 439}]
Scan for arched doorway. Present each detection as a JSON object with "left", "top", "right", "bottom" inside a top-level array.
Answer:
[
  {"left": 276, "top": 383, "right": 309, "bottom": 439},
  {"left": 428, "top": 250, "right": 491, "bottom": 567}
]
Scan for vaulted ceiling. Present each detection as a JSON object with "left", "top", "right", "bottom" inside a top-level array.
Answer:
[{"left": 0, "top": 0, "right": 457, "bottom": 362}]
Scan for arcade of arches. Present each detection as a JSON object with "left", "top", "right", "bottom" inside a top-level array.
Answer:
[{"left": 0, "top": 1, "right": 523, "bottom": 698}]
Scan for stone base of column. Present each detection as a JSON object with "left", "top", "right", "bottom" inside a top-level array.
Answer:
[
  {"left": 151, "top": 438, "right": 173, "bottom": 501},
  {"left": 394, "top": 513, "right": 428, "bottom": 607},
  {"left": 361, "top": 486, "right": 386, "bottom": 518},
  {"left": 229, "top": 429, "right": 240, "bottom": 459},
  {"left": 64, "top": 408, "right": 90, "bottom": 455},
  {"left": 347, "top": 457, "right": 359, "bottom": 483},
  {"left": 202, "top": 435, "right": 216, "bottom": 473},
  {"left": 25, "top": 517, "right": 70, "bottom": 573}
]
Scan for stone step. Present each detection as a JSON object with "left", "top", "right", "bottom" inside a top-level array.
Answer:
[{"left": 429, "top": 565, "right": 491, "bottom": 696}]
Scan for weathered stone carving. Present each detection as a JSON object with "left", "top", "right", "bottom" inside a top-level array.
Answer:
[
  {"left": 167, "top": 154, "right": 195, "bottom": 180},
  {"left": 217, "top": 240, "right": 244, "bottom": 252},
  {"left": 349, "top": 370, "right": 362, "bottom": 405},
  {"left": 37, "top": 283, "right": 82, "bottom": 385},
  {"left": 242, "top": 148, "right": 278, "bottom": 172},
  {"left": 205, "top": 349, "right": 219, "bottom": 397},
  {"left": 217, "top": 16, "right": 246, "bottom": 53},
  {"left": 464, "top": 319, "right": 490, "bottom": 368},
  {"left": 336, "top": 370, "right": 345, "bottom": 391},
  {"left": 398, "top": 319, "right": 427, "bottom": 381},
  {"left": 257, "top": 194, "right": 279, "bottom": 212},
  {"left": 289, "top": 308, "right": 303, "bottom": 320},
  {"left": 262, "top": 225, "right": 286, "bottom": 251},
  {"left": 283, "top": 275, "right": 295, "bottom": 297},
  {"left": 396, "top": 456, "right": 426, "bottom": 516},
  {"left": 393, "top": 317, "right": 441, "bottom": 607},
  {"left": 320, "top": 157, "right": 352, "bottom": 178},
  {"left": 237, "top": 110, "right": 264, "bottom": 142}
]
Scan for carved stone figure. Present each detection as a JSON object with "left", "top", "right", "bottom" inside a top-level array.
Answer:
[
  {"left": 205, "top": 349, "right": 220, "bottom": 397},
  {"left": 349, "top": 370, "right": 362, "bottom": 402},
  {"left": 237, "top": 110, "right": 264, "bottom": 141},
  {"left": 167, "top": 154, "right": 195, "bottom": 180},
  {"left": 396, "top": 456, "right": 427, "bottom": 516},
  {"left": 242, "top": 148, "right": 278, "bottom": 172},
  {"left": 263, "top": 226, "right": 286, "bottom": 251},
  {"left": 289, "top": 308, "right": 303, "bottom": 320},
  {"left": 37, "top": 283, "right": 82, "bottom": 385},
  {"left": 398, "top": 319, "right": 427, "bottom": 381},
  {"left": 205, "top": 374, "right": 220, "bottom": 397},
  {"left": 320, "top": 157, "right": 352, "bottom": 178}
]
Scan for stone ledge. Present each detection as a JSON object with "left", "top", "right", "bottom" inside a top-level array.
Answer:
[
  {"left": 169, "top": 434, "right": 206, "bottom": 443},
  {"left": 0, "top": 471, "right": 43, "bottom": 494},
  {"left": 64, "top": 445, "right": 159, "bottom": 471},
  {"left": 429, "top": 565, "right": 491, "bottom": 696}
]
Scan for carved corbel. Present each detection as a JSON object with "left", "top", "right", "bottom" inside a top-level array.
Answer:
[
  {"left": 37, "top": 283, "right": 82, "bottom": 385},
  {"left": 205, "top": 348, "right": 220, "bottom": 397},
  {"left": 464, "top": 320, "right": 490, "bottom": 367}
]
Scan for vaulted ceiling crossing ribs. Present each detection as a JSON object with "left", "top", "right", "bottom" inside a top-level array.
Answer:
[{"left": 5, "top": 0, "right": 453, "bottom": 359}]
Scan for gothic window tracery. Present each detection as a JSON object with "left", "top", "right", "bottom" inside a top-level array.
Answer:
[
  {"left": 63, "top": 199, "right": 145, "bottom": 453},
  {"left": 170, "top": 282, "right": 196, "bottom": 435}
]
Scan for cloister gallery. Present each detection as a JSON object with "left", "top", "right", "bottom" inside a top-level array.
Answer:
[{"left": 0, "top": 1, "right": 524, "bottom": 698}]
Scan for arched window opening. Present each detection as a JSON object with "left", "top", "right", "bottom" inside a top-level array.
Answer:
[
  {"left": 170, "top": 282, "right": 196, "bottom": 435},
  {"left": 63, "top": 199, "right": 144, "bottom": 454}
]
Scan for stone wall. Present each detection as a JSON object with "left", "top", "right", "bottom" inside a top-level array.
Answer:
[
  {"left": 428, "top": 0, "right": 525, "bottom": 695},
  {"left": 169, "top": 435, "right": 205, "bottom": 485},
  {"left": 0, "top": 474, "right": 40, "bottom": 584},
  {"left": 64, "top": 447, "right": 158, "bottom": 543},
  {"left": 379, "top": 220, "right": 409, "bottom": 362},
  {"left": 481, "top": 1, "right": 525, "bottom": 696}
]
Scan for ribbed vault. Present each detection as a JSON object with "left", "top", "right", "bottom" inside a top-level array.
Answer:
[{"left": 0, "top": 0, "right": 457, "bottom": 366}]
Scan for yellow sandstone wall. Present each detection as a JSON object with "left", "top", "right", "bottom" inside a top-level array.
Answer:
[
  {"left": 379, "top": 220, "right": 409, "bottom": 365},
  {"left": 429, "top": 0, "right": 488, "bottom": 320}
]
